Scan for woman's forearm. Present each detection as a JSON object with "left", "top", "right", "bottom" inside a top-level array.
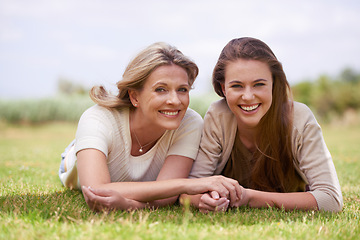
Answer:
[
  {"left": 88, "top": 179, "right": 189, "bottom": 202},
  {"left": 180, "top": 189, "right": 318, "bottom": 212},
  {"left": 243, "top": 189, "right": 318, "bottom": 211},
  {"left": 87, "top": 176, "right": 241, "bottom": 204},
  {"left": 82, "top": 185, "right": 179, "bottom": 211}
]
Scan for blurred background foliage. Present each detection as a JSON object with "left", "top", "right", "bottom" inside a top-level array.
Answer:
[
  {"left": 1, "top": 67, "right": 360, "bottom": 125},
  {"left": 292, "top": 67, "right": 360, "bottom": 124}
]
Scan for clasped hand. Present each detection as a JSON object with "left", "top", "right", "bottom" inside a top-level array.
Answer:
[
  {"left": 81, "top": 186, "right": 139, "bottom": 212},
  {"left": 197, "top": 180, "right": 248, "bottom": 213}
]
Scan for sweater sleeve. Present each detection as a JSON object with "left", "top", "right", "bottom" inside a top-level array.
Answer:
[
  {"left": 293, "top": 102, "right": 343, "bottom": 212},
  {"left": 189, "top": 107, "right": 222, "bottom": 178},
  {"left": 166, "top": 108, "right": 204, "bottom": 160},
  {"left": 74, "top": 105, "right": 114, "bottom": 157},
  {"left": 189, "top": 100, "right": 237, "bottom": 178}
]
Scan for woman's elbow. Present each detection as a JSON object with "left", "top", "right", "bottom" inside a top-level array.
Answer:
[
  {"left": 329, "top": 198, "right": 343, "bottom": 213},
  {"left": 318, "top": 195, "right": 343, "bottom": 213}
]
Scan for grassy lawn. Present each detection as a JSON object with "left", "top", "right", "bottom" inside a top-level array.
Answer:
[{"left": 0, "top": 121, "right": 359, "bottom": 239}]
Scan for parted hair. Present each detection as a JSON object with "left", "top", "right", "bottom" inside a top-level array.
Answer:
[
  {"left": 213, "top": 37, "right": 297, "bottom": 192},
  {"left": 90, "top": 42, "right": 199, "bottom": 108}
]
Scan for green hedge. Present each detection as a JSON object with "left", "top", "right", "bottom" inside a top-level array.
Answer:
[
  {"left": 0, "top": 94, "right": 220, "bottom": 124},
  {"left": 3, "top": 66, "right": 360, "bottom": 125},
  {"left": 0, "top": 96, "right": 94, "bottom": 124},
  {"left": 292, "top": 68, "right": 360, "bottom": 122}
]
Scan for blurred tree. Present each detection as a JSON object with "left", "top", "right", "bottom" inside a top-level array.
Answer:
[
  {"left": 311, "top": 75, "right": 335, "bottom": 121},
  {"left": 291, "top": 67, "right": 360, "bottom": 123},
  {"left": 57, "top": 77, "right": 89, "bottom": 96},
  {"left": 291, "top": 80, "right": 313, "bottom": 106},
  {"left": 339, "top": 68, "right": 360, "bottom": 83}
]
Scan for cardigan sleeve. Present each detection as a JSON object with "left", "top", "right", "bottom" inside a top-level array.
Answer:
[
  {"left": 189, "top": 106, "right": 222, "bottom": 178},
  {"left": 293, "top": 102, "right": 343, "bottom": 212},
  {"left": 189, "top": 100, "right": 237, "bottom": 178}
]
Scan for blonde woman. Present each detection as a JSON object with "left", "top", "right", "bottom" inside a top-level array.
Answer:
[{"left": 59, "top": 42, "right": 241, "bottom": 211}]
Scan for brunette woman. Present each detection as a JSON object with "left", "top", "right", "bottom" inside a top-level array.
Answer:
[{"left": 182, "top": 37, "right": 343, "bottom": 213}]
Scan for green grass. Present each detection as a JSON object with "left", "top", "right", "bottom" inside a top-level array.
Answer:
[{"left": 0, "top": 121, "right": 359, "bottom": 240}]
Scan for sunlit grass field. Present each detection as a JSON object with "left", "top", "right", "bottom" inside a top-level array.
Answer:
[{"left": 0, "top": 120, "right": 359, "bottom": 239}]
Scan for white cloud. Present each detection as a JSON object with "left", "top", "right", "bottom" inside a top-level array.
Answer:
[
  {"left": 1, "top": 0, "right": 360, "bottom": 98},
  {"left": 0, "top": 26, "right": 23, "bottom": 41},
  {"left": 0, "top": 0, "right": 72, "bottom": 18},
  {"left": 63, "top": 43, "right": 118, "bottom": 61}
]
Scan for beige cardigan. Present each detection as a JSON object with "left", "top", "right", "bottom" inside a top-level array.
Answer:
[{"left": 189, "top": 99, "right": 343, "bottom": 212}]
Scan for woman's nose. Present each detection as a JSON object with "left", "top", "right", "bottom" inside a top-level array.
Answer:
[
  {"left": 166, "top": 91, "right": 181, "bottom": 105},
  {"left": 241, "top": 88, "right": 255, "bottom": 100}
]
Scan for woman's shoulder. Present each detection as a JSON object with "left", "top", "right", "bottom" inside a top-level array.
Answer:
[
  {"left": 83, "top": 104, "right": 122, "bottom": 114},
  {"left": 184, "top": 107, "right": 203, "bottom": 120},
  {"left": 181, "top": 107, "right": 203, "bottom": 128},
  {"left": 206, "top": 98, "right": 233, "bottom": 116},
  {"left": 293, "top": 101, "right": 312, "bottom": 114},
  {"left": 201, "top": 99, "right": 237, "bottom": 135},
  {"left": 293, "top": 102, "right": 316, "bottom": 119},
  {"left": 82, "top": 105, "right": 126, "bottom": 118},
  {"left": 292, "top": 101, "right": 319, "bottom": 131},
  {"left": 79, "top": 105, "right": 128, "bottom": 128}
]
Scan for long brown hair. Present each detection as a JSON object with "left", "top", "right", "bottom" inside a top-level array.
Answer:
[
  {"left": 213, "top": 37, "right": 296, "bottom": 192},
  {"left": 90, "top": 42, "right": 199, "bottom": 109}
]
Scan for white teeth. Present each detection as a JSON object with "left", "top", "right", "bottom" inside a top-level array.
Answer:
[
  {"left": 240, "top": 104, "right": 259, "bottom": 111},
  {"left": 161, "top": 111, "right": 178, "bottom": 116}
]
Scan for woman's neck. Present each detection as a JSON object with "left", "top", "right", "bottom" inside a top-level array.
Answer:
[
  {"left": 237, "top": 124, "right": 257, "bottom": 153},
  {"left": 129, "top": 109, "right": 166, "bottom": 155}
]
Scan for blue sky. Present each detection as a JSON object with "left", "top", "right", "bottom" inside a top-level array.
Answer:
[{"left": 1, "top": 0, "right": 360, "bottom": 99}]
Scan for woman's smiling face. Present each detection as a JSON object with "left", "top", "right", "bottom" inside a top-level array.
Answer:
[
  {"left": 130, "top": 64, "right": 190, "bottom": 130},
  {"left": 222, "top": 58, "right": 273, "bottom": 129}
]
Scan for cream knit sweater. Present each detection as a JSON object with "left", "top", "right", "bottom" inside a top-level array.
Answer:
[{"left": 60, "top": 105, "right": 203, "bottom": 189}]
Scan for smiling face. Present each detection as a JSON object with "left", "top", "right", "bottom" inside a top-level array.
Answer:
[
  {"left": 129, "top": 64, "right": 190, "bottom": 131},
  {"left": 222, "top": 59, "right": 273, "bottom": 129}
]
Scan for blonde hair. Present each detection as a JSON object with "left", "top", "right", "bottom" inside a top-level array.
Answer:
[{"left": 90, "top": 42, "right": 199, "bottom": 108}]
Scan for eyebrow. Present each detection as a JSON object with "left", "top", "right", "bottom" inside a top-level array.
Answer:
[
  {"left": 228, "top": 79, "right": 268, "bottom": 84},
  {"left": 152, "top": 82, "right": 190, "bottom": 88},
  {"left": 254, "top": 79, "right": 268, "bottom": 82}
]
